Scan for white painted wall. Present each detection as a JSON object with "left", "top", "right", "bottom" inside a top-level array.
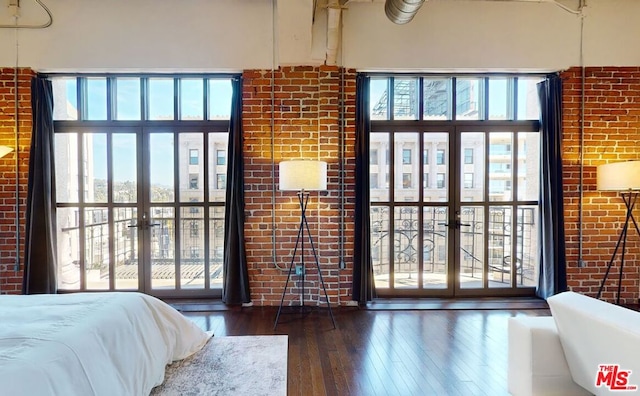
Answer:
[{"left": 0, "top": 0, "right": 638, "bottom": 72}]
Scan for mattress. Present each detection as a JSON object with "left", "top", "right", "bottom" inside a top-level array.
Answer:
[{"left": 0, "top": 292, "right": 212, "bottom": 396}]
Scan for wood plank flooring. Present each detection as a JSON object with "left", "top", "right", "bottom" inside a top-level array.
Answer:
[{"left": 179, "top": 305, "right": 550, "bottom": 396}]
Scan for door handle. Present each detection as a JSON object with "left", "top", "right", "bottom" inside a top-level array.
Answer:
[{"left": 437, "top": 220, "right": 471, "bottom": 229}]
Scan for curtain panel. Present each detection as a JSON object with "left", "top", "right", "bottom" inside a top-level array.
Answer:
[
  {"left": 23, "top": 76, "right": 58, "bottom": 294},
  {"left": 222, "top": 76, "right": 251, "bottom": 304},
  {"left": 352, "top": 74, "right": 376, "bottom": 304},
  {"left": 536, "top": 74, "right": 568, "bottom": 299}
]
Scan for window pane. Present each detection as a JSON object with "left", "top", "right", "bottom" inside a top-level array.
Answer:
[
  {"left": 149, "top": 133, "right": 175, "bottom": 202},
  {"left": 114, "top": 207, "right": 138, "bottom": 290},
  {"left": 84, "top": 207, "right": 109, "bottom": 290},
  {"left": 113, "top": 134, "right": 137, "bottom": 203},
  {"left": 181, "top": 207, "right": 204, "bottom": 289},
  {"left": 423, "top": 132, "right": 448, "bottom": 203},
  {"left": 52, "top": 77, "right": 78, "bottom": 120},
  {"left": 393, "top": 78, "right": 419, "bottom": 120},
  {"left": 209, "top": 133, "right": 229, "bottom": 202},
  {"left": 83, "top": 133, "right": 107, "bottom": 203},
  {"left": 394, "top": 206, "right": 419, "bottom": 288},
  {"left": 370, "top": 78, "right": 389, "bottom": 120},
  {"left": 488, "top": 77, "right": 511, "bottom": 120},
  {"left": 370, "top": 133, "right": 389, "bottom": 201},
  {"left": 181, "top": 78, "right": 204, "bottom": 120},
  {"left": 208, "top": 79, "right": 232, "bottom": 120},
  {"left": 460, "top": 132, "right": 484, "bottom": 202},
  {"left": 86, "top": 78, "right": 107, "bottom": 120},
  {"left": 423, "top": 78, "right": 451, "bottom": 120},
  {"left": 115, "top": 78, "right": 141, "bottom": 121},
  {"left": 460, "top": 206, "right": 484, "bottom": 289},
  {"left": 456, "top": 78, "right": 484, "bottom": 120},
  {"left": 150, "top": 207, "right": 175, "bottom": 289},
  {"left": 517, "top": 77, "right": 543, "bottom": 120},
  {"left": 209, "top": 206, "right": 225, "bottom": 288},
  {"left": 518, "top": 132, "right": 540, "bottom": 201},
  {"left": 489, "top": 132, "right": 513, "bottom": 201},
  {"left": 423, "top": 207, "right": 448, "bottom": 289},
  {"left": 55, "top": 133, "right": 79, "bottom": 203},
  {"left": 57, "top": 207, "right": 80, "bottom": 290},
  {"left": 148, "top": 78, "right": 174, "bottom": 120},
  {"left": 517, "top": 205, "right": 539, "bottom": 288},
  {"left": 488, "top": 206, "right": 512, "bottom": 288},
  {"left": 395, "top": 133, "right": 418, "bottom": 201},
  {"left": 371, "top": 206, "right": 390, "bottom": 288},
  {"left": 180, "top": 133, "right": 204, "bottom": 202}
]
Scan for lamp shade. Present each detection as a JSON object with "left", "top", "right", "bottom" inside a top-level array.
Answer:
[
  {"left": 0, "top": 145, "right": 13, "bottom": 158},
  {"left": 279, "top": 160, "right": 327, "bottom": 191},
  {"left": 597, "top": 160, "right": 640, "bottom": 191}
]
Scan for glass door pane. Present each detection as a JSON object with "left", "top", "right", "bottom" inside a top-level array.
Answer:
[
  {"left": 459, "top": 206, "right": 484, "bottom": 289},
  {"left": 114, "top": 207, "right": 138, "bottom": 290},
  {"left": 112, "top": 134, "right": 137, "bottom": 203},
  {"left": 209, "top": 207, "right": 225, "bottom": 288},
  {"left": 423, "top": 132, "right": 449, "bottom": 202},
  {"left": 393, "top": 207, "right": 419, "bottom": 289},
  {"left": 149, "top": 133, "right": 175, "bottom": 203},
  {"left": 371, "top": 206, "right": 390, "bottom": 289},
  {"left": 488, "top": 206, "right": 513, "bottom": 289},
  {"left": 149, "top": 207, "right": 176, "bottom": 289},
  {"left": 180, "top": 207, "right": 204, "bottom": 289},
  {"left": 423, "top": 207, "right": 447, "bottom": 289}
]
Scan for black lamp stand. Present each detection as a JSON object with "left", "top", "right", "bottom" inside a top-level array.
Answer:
[
  {"left": 597, "top": 191, "right": 640, "bottom": 304},
  {"left": 274, "top": 191, "right": 336, "bottom": 329}
]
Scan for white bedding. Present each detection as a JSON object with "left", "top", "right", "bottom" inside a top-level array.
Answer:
[{"left": 0, "top": 292, "right": 212, "bottom": 396}]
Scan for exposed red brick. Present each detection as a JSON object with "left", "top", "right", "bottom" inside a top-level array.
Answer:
[{"left": 561, "top": 67, "right": 640, "bottom": 305}]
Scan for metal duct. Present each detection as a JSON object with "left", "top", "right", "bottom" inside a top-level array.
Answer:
[{"left": 385, "top": 0, "right": 426, "bottom": 25}]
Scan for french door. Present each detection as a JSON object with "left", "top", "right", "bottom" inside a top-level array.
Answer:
[
  {"left": 371, "top": 126, "right": 540, "bottom": 297},
  {"left": 55, "top": 126, "right": 227, "bottom": 298}
]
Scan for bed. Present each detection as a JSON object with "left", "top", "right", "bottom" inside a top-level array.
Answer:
[{"left": 0, "top": 292, "right": 212, "bottom": 395}]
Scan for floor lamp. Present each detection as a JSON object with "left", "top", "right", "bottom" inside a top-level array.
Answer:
[
  {"left": 274, "top": 160, "right": 336, "bottom": 329},
  {"left": 596, "top": 160, "right": 640, "bottom": 304}
]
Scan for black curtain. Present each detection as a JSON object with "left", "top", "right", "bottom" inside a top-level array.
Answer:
[
  {"left": 352, "top": 73, "right": 376, "bottom": 304},
  {"left": 537, "top": 74, "right": 567, "bottom": 299},
  {"left": 23, "top": 76, "right": 57, "bottom": 294},
  {"left": 222, "top": 76, "right": 250, "bottom": 304}
]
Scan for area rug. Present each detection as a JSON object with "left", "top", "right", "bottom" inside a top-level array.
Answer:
[{"left": 151, "top": 335, "right": 288, "bottom": 396}]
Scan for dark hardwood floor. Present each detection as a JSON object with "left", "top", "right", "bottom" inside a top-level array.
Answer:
[{"left": 179, "top": 305, "right": 550, "bottom": 396}]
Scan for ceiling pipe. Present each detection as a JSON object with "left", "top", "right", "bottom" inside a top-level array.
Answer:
[
  {"left": 385, "top": 0, "right": 426, "bottom": 25},
  {"left": 325, "top": 0, "right": 341, "bottom": 65}
]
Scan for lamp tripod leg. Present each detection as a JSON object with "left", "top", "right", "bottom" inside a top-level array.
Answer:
[
  {"left": 597, "top": 192, "right": 636, "bottom": 303},
  {"left": 302, "top": 213, "right": 336, "bottom": 329},
  {"left": 274, "top": 216, "right": 305, "bottom": 330}
]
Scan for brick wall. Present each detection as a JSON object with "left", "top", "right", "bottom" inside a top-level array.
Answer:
[
  {"left": 0, "top": 68, "right": 34, "bottom": 294},
  {"left": 242, "top": 66, "right": 357, "bottom": 306},
  {"left": 562, "top": 67, "right": 640, "bottom": 305}
]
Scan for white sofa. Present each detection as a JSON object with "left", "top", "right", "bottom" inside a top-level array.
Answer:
[{"left": 508, "top": 291, "right": 640, "bottom": 396}]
